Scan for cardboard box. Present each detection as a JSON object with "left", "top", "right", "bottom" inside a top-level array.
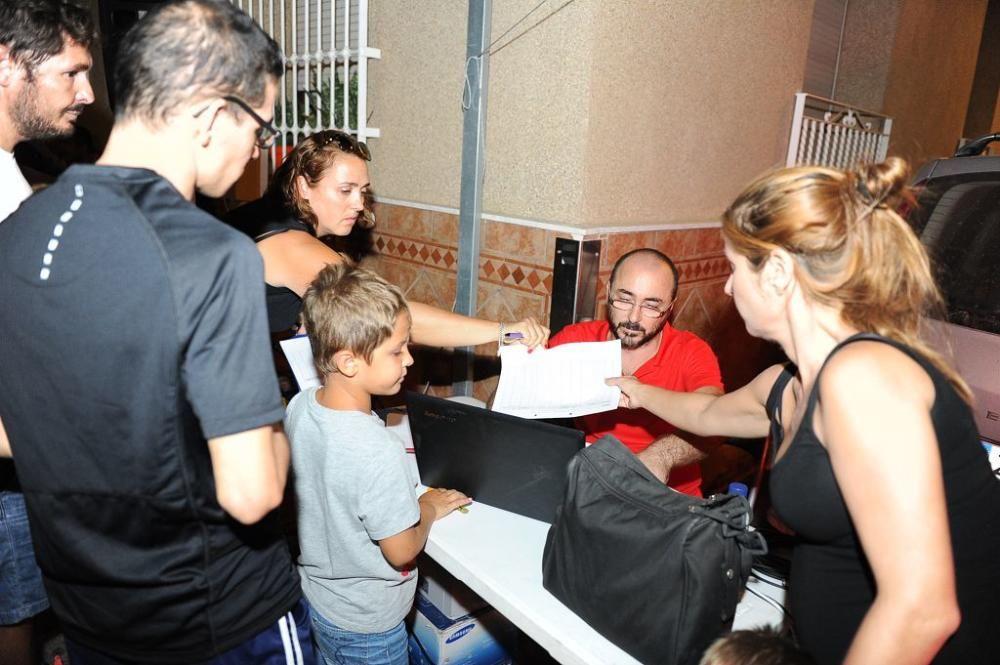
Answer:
[
  {"left": 418, "top": 558, "right": 488, "bottom": 620},
  {"left": 410, "top": 591, "right": 513, "bottom": 665}
]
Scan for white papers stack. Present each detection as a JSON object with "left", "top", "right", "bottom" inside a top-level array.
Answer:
[
  {"left": 492, "top": 340, "right": 622, "bottom": 419},
  {"left": 278, "top": 335, "right": 322, "bottom": 390}
]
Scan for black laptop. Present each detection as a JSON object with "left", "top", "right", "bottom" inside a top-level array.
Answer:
[{"left": 405, "top": 392, "right": 585, "bottom": 523}]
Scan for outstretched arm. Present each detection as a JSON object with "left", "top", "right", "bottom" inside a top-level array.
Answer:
[
  {"left": 258, "top": 231, "right": 549, "bottom": 348},
  {"left": 607, "top": 363, "right": 785, "bottom": 440},
  {"left": 820, "top": 342, "right": 959, "bottom": 665},
  {"left": 408, "top": 301, "right": 548, "bottom": 350}
]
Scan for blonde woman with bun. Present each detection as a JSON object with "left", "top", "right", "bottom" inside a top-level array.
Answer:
[{"left": 609, "top": 158, "right": 1000, "bottom": 665}]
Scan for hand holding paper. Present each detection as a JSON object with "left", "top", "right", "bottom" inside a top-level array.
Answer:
[{"left": 492, "top": 340, "right": 622, "bottom": 419}]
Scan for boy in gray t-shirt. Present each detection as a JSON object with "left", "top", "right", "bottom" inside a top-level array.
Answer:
[{"left": 286, "top": 263, "right": 470, "bottom": 665}]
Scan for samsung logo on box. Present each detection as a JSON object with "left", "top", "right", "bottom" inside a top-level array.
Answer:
[{"left": 446, "top": 624, "right": 475, "bottom": 644}]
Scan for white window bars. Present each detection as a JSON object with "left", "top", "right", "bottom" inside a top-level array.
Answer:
[
  {"left": 786, "top": 93, "right": 892, "bottom": 168},
  {"left": 231, "top": 0, "right": 380, "bottom": 168}
]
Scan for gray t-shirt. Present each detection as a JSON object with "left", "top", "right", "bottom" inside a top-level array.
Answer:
[{"left": 287, "top": 388, "right": 421, "bottom": 633}]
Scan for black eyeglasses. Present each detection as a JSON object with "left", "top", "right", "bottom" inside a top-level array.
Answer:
[
  {"left": 222, "top": 95, "right": 279, "bottom": 149},
  {"left": 316, "top": 129, "right": 371, "bottom": 161}
]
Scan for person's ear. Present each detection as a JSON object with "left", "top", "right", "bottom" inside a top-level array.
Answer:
[
  {"left": 762, "top": 249, "right": 794, "bottom": 295},
  {"left": 333, "top": 349, "right": 359, "bottom": 377},
  {"left": 192, "top": 99, "right": 225, "bottom": 148},
  {"left": 295, "top": 175, "right": 313, "bottom": 204},
  {"left": 0, "top": 45, "right": 16, "bottom": 87}
]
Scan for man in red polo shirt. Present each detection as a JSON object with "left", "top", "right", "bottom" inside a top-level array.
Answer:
[{"left": 548, "top": 248, "right": 723, "bottom": 496}]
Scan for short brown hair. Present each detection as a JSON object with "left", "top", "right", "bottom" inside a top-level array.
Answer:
[
  {"left": 271, "top": 130, "right": 374, "bottom": 232},
  {"left": 302, "top": 262, "right": 408, "bottom": 375},
  {"left": 699, "top": 627, "right": 813, "bottom": 665},
  {"left": 113, "top": 0, "right": 283, "bottom": 123}
]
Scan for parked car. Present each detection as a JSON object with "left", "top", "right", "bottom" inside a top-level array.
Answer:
[{"left": 907, "top": 134, "right": 1000, "bottom": 444}]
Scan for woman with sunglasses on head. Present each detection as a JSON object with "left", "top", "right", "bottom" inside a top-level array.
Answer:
[
  {"left": 227, "top": 130, "right": 547, "bottom": 348},
  {"left": 608, "top": 159, "right": 1000, "bottom": 665}
]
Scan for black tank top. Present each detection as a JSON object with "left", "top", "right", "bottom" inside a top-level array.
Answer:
[
  {"left": 225, "top": 196, "right": 313, "bottom": 333},
  {"left": 769, "top": 333, "right": 1000, "bottom": 665}
]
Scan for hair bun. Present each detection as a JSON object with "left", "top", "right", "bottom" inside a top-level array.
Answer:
[{"left": 852, "top": 157, "right": 911, "bottom": 209}]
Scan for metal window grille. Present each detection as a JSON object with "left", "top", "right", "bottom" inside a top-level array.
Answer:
[
  {"left": 231, "top": 0, "right": 380, "bottom": 168},
  {"left": 786, "top": 93, "right": 892, "bottom": 168}
]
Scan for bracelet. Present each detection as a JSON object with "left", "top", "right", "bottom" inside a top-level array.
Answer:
[{"left": 498, "top": 321, "right": 506, "bottom": 347}]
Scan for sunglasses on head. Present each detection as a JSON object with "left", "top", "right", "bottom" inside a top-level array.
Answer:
[{"left": 316, "top": 130, "right": 371, "bottom": 161}]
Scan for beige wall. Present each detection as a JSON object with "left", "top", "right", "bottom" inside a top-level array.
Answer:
[
  {"left": 367, "top": 1, "right": 469, "bottom": 208},
  {"left": 368, "top": 0, "right": 594, "bottom": 223},
  {"left": 881, "top": 0, "right": 988, "bottom": 165},
  {"left": 369, "top": 0, "right": 813, "bottom": 228},
  {"left": 582, "top": 1, "right": 813, "bottom": 227},
  {"left": 835, "top": 0, "right": 901, "bottom": 112},
  {"left": 480, "top": 0, "right": 595, "bottom": 224}
]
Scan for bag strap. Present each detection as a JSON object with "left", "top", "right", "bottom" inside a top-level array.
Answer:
[
  {"left": 765, "top": 362, "right": 796, "bottom": 466},
  {"left": 801, "top": 332, "right": 902, "bottom": 417}
]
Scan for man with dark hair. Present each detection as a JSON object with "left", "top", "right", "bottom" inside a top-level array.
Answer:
[
  {"left": 549, "top": 248, "right": 724, "bottom": 496},
  {"left": 0, "top": 2, "right": 95, "bottom": 663},
  {"left": 0, "top": 1, "right": 314, "bottom": 663},
  {"left": 0, "top": 0, "right": 95, "bottom": 217}
]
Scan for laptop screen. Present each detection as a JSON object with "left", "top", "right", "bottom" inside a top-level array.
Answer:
[{"left": 405, "top": 392, "right": 585, "bottom": 523}]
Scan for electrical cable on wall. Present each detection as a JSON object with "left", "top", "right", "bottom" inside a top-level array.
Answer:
[{"left": 462, "top": 0, "right": 580, "bottom": 109}]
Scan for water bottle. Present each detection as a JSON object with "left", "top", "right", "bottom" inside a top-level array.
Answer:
[
  {"left": 727, "top": 482, "right": 754, "bottom": 531},
  {"left": 727, "top": 482, "right": 749, "bottom": 498}
]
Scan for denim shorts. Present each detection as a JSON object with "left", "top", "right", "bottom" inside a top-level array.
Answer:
[
  {"left": 308, "top": 604, "right": 408, "bottom": 665},
  {"left": 0, "top": 491, "right": 49, "bottom": 625}
]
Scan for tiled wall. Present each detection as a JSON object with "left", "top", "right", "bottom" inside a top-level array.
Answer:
[{"left": 366, "top": 202, "right": 781, "bottom": 402}]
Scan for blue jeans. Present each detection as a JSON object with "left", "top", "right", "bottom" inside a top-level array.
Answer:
[
  {"left": 308, "top": 605, "right": 408, "bottom": 665},
  {"left": 0, "top": 492, "right": 48, "bottom": 625},
  {"left": 66, "top": 598, "right": 315, "bottom": 665}
]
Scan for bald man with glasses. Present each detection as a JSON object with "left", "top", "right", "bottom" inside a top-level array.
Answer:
[{"left": 548, "top": 248, "right": 724, "bottom": 496}]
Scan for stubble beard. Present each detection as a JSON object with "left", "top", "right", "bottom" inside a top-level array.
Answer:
[
  {"left": 12, "top": 83, "right": 83, "bottom": 142},
  {"left": 610, "top": 318, "right": 665, "bottom": 350}
]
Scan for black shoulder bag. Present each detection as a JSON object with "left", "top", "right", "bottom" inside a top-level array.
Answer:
[{"left": 542, "top": 435, "right": 767, "bottom": 665}]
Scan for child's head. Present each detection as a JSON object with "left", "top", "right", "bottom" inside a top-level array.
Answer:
[
  {"left": 302, "top": 262, "right": 412, "bottom": 395},
  {"left": 699, "top": 626, "right": 813, "bottom": 665}
]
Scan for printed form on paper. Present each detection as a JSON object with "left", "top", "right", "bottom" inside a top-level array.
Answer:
[{"left": 492, "top": 340, "right": 622, "bottom": 419}]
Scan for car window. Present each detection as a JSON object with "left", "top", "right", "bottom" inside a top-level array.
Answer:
[{"left": 909, "top": 174, "right": 1000, "bottom": 335}]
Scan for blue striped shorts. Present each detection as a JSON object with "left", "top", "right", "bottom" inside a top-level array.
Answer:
[{"left": 66, "top": 597, "right": 316, "bottom": 665}]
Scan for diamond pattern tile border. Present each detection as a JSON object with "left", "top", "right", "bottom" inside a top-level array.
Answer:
[{"left": 373, "top": 232, "right": 553, "bottom": 296}]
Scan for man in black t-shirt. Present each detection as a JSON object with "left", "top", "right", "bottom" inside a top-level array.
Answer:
[
  {"left": 0, "top": 2, "right": 314, "bottom": 663},
  {"left": 0, "top": 5, "right": 97, "bottom": 663}
]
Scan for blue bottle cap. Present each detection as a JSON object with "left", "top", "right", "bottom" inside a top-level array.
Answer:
[{"left": 727, "top": 482, "right": 749, "bottom": 498}]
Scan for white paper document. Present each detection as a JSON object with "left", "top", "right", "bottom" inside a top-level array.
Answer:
[
  {"left": 492, "top": 340, "right": 622, "bottom": 419},
  {"left": 278, "top": 335, "right": 322, "bottom": 391}
]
